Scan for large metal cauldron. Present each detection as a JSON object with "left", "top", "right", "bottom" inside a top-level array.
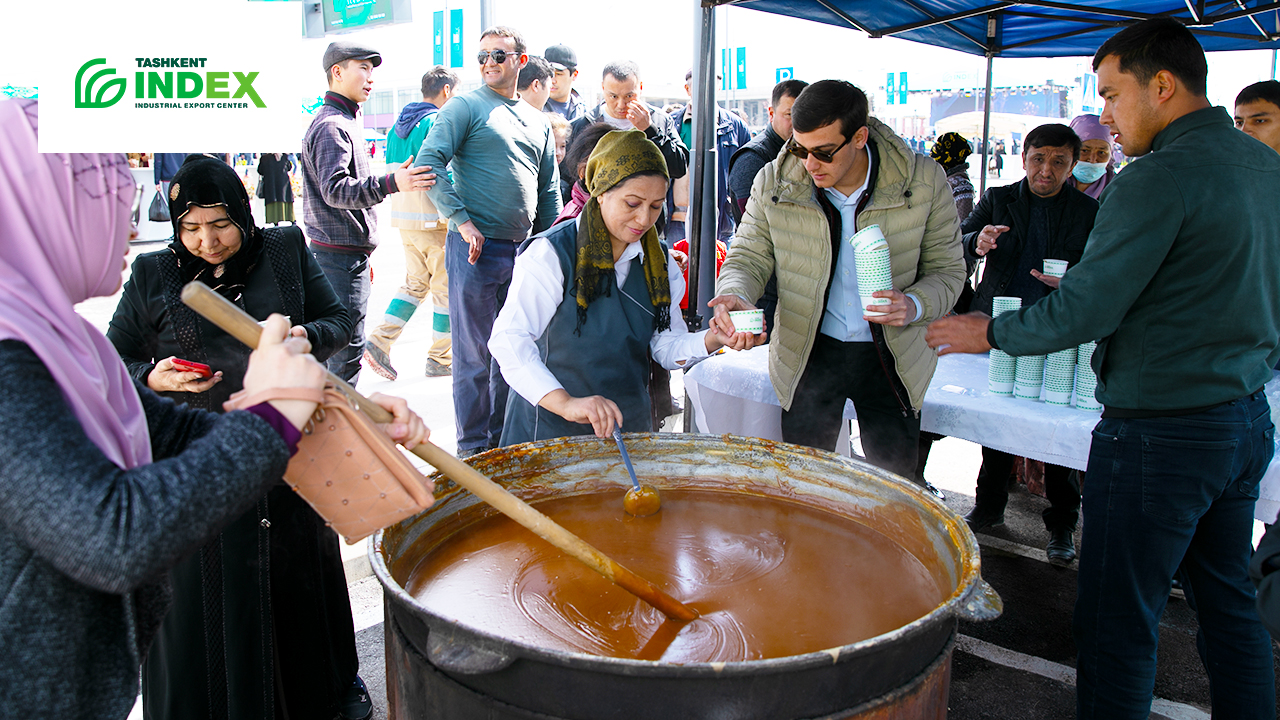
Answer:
[{"left": 373, "top": 434, "right": 1002, "bottom": 720}]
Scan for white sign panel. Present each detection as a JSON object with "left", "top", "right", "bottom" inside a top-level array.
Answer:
[{"left": 34, "top": 0, "right": 313, "bottom": 153}]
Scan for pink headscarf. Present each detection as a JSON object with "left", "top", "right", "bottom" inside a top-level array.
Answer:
[
  {"left": 0, "top": 99, "right": 151, "bottom": 469},
  {"left": 1068, "top": 113, "right": 1118, "bottom": 199}
]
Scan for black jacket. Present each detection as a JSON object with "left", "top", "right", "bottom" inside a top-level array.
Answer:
[
  {"left": 571, "top": 104, "right": 689, "bottom": 180},
  {"left": 728, "top": 124, "right": 786, "bottom": 223},
  {"left": 962, "top": 179, "right": 1098, "bottom": 316},
  {"left": 108, "top": 226, "right": 351, "bottom": 412}
]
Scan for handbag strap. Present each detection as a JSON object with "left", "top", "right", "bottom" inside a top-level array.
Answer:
[{"left": 224, "top": 386, "right": 326, "bottom": 411}]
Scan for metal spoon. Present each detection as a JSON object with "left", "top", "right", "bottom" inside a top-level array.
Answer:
[{"left": 613, "top": 429, "right": 661, "bottom": 516}]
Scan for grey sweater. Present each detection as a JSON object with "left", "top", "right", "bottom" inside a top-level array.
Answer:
[
  {"left": 0, "top": 340, "right": 290, "bottom": 719},
  {"left": 415, "top": 84, "right": 561, "bottom": 240}
]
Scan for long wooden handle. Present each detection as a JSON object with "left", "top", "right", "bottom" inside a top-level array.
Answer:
[{"left": 180, "top": 282, "right": 698, "bottom": 622}]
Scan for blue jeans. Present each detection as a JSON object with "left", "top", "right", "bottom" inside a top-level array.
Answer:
[
  {"left": 311, "top": 246, "right": 370, "bottom": 384},
  {"left": 1075, "top": 391, "right": 1276, "bottom": 719},
  {"left": 445, "top": 231, "right": 515, "bottom": 452}
]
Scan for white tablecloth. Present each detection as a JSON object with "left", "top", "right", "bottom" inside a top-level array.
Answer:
[{"left": 684, "top": 346, "right": 1280, "bottom": 523}]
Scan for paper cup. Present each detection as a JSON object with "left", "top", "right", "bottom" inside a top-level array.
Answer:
[
  {"left": 850, "top": 224, "right": 887, "bottom": 253},
  {"left": 1043, "top": 259, "right": 1069, "bottom": 278},
  {"left": 853, "top": 225, "right": 893, "bottom": 317},
  {"left": 988, "top": 349, "right": 1016, "bottom": 395},
  {"left": 1074, "top": 362, "right": 1102, "bottom": 411},
  {"left": 1043, "top": 347, "right": 1077, "bottom": 399},
  {"left": 1045, "top": 389, "right": 1073, "bottom": 406},
  {"left": 1014, "top": 355, "right": 1045, "bottom": 399},
  {"left": 728, "top": 309, "right": 765, "bottom": 335},
  {"left": 992, "top": 296, "right": 1022, "bottom": 316}
]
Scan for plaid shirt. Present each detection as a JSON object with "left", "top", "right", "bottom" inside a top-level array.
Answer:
[{"left": 300, "top": 92, "right": 396, "bottom": 252}]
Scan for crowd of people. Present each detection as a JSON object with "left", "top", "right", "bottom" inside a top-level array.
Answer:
[{"left": 5, "top": 13, "right": 1280, "bottom": 720}]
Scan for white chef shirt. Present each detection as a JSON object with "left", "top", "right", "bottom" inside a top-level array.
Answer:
[{"left": 489, "top": 217, "right": 710, "bottom": 407}]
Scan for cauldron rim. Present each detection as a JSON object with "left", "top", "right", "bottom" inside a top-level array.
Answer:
[{"left": 372, "top": 433, "right": 997, "bottom": 676}]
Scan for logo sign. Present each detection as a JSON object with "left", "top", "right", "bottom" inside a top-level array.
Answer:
[
  {"left": 30, "top": 0, "right": 310, "bottom": 152},
  {"left": 898, "top": 71, "right": 908, "bottom": 105},
  {"left": 73, "top": 57, "right": 265, "bottom": 111},
  {"left": 776, "top": 67, "right": 794, "bottom": 84},
  {"left": 886, "top": 72, "right": 896, "bottom": 105},
  {"left": 735, "top": 47, "right": 747, "bottom": 90},
  {"left": 75, "top": 59, "right": 126, "bottom": 108}
]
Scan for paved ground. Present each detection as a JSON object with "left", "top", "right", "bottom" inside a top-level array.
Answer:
[{"left": 89, "top": 169, "right": 1279, "bottom": 720}]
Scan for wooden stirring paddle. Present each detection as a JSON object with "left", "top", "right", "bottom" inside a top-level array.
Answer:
[{"left": 181, "top": 282, "right": 698, "bottom": 623}]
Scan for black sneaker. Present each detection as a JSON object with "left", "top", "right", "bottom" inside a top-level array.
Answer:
[
  {"left": 425, "top": 358, "right": 451, "bottom": 377},
  {"left": 363, "top": 344, "right": 397, "bottom": 381},
  {"left": 339, "top": 676, "right": 372, "bottom": 720}
]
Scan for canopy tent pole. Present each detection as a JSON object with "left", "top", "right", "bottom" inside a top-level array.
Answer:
[
  {"left": 979, "top": 13, "right": 997, "bottom": 195},
  {"left": 684, "top": 0, "right": 718, "bottom": 432}
]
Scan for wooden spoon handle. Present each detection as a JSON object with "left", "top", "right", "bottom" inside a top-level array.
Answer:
[{"left": 180, "top": 282, "right": 698, "bottom": 622}]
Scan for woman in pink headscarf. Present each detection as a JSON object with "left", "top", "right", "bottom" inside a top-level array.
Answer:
[
  {"left": 0, "top": 99, "right": 426, "bottom": 718},
  {"left": 1069, "top": 114, "right": 1118, "bottom": 199}
]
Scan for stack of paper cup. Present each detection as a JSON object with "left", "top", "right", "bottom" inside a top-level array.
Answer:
[
  {"left": 1015, "top": 355, "right": 1046, "bottom": 399},
  {"left": 852, "top": 225, "right": 893, "bottom": 317},
  {"left": 1043, "top": 259, "right": 1069, "bottom": 279},
  {"left": 1044, "top": 347, "right": 1077, "bottom": 405},
  {"left": 987, "top": 296, "right": 1021, "bottom": 395},
  {"left": 1075, "top": 341, "right": 1102, "bottom": 411}
]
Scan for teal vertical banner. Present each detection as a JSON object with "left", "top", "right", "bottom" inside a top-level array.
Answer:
[
  {"left": 735, "top": 47, "right": 747, "bottom": 90},
  {"left": 720, "top": 49, "right": 729, "bottom": 91},
  {"left": 886, "top": 72, "right": 895, "bottom": 105},
  {"left": 899, "top": 71, "right": 908, "bottom": 104},
  {"left": 433, "top": 11, "right": 444, "bottom": 66},
  {"left": 449, "top": 9, "right": 464, "bottom": 68}
]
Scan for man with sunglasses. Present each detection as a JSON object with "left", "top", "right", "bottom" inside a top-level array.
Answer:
[
  {"left": 415, "top": 26, "right": 561, "bottom": 457},
  {"left": 711, "top": 80, "right": 965, "bottom": 486}
]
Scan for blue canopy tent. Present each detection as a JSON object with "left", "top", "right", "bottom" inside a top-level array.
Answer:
[{"left": 682, "top": 1, "right": 1280, "bottom": 343}]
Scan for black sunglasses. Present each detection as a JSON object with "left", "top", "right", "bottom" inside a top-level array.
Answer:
[
  {"left": 477, "top": 49, "right": 518, "bottom": 65},
  {"left": 785, "top": 135, "right": 852, "bottom": 163}
]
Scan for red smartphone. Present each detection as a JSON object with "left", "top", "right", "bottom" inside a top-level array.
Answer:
[{"left": 171, "top": 358, "right": 213, "bottom": 378}]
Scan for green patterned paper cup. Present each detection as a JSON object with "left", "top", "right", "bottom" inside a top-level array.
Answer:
[
  {"left": 728, "top": 309, "right": 765, "bottom": 334},
  {"left": 1043, "top": 259, "right": 1069, "bottom": 278},
  {"left": 1075, "top": 363, "right": 1102, "bottom": 411},
  {"left": 989, "top": 349, "right": 1016, "bottom": 395},
  {"left": 1015, "top": 355, "right": 1045, "bottom": 399},
  {"left": 992, "top": 296, "right": 1022, "bottom": 316}
]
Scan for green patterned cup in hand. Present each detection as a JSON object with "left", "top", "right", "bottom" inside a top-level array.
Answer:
[{"left": 852, "top": 225, "right": 893, "bottom": 317}]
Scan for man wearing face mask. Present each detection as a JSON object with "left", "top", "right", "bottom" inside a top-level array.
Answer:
[
  {"left": 960, "top": 123, "right": 1098, "bottom": 565},
  {"left": 1069, "top": 114, "right": 1118, "bottom": 198}
]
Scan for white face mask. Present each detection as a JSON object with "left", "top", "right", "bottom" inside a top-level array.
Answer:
[{"left": 1072, "top": 160, "right": 1108, "bottom": 184}]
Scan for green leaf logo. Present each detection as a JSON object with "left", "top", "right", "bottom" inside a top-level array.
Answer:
[{"left": 75, "top": 59, "right": 126, "bottom": 108}]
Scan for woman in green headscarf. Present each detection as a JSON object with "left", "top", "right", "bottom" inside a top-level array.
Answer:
[{"left": 490, "top": 130, "right": 737, "bottom": 444}]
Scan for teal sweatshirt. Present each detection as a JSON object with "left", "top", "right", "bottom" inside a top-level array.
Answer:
[
  {"left": 992, "top": 106, "right": 1280, "bottom": 411},
  {"left": 414, "top": 84, "right": 561, "bottom": 240}
]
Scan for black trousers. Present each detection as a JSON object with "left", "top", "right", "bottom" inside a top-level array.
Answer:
[
  {"left": 782, "top": 335, "right": 921, "bottom": 481},
  {"left": 975, "top": 445, "right": 1081, "bottom": 531}
]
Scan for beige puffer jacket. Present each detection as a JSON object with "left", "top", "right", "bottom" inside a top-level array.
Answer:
[{"left": 717, "top": 117, "right": 965, "bottom": 411}]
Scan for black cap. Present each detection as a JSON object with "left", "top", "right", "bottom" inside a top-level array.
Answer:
[
  {"left": 322, "top": 41, "right": 382, "bottom": 71},
  {"left": 544, "top": 44, "right": 577, "bottom": 71}
]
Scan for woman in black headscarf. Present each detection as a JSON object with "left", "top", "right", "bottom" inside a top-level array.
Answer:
[{"left": 107, "top": 154, "right": 368, "bottom": 720}]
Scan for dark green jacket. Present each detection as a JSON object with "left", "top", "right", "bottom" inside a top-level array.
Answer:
[{"left": 992, "top": 106, "right": 1280, "bottom": 411}]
